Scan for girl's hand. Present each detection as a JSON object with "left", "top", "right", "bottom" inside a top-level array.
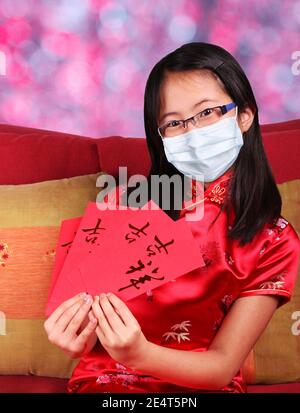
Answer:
[
  {"left": 91, "top": 293, "right": 149, "bottom": 368},
  {"left": 44, "top": 293, "right": 98, "bottom": 359}
]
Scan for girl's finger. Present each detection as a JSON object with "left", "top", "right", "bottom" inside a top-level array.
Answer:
[
  {"left": 54, "top": 301, "right": 83, "bottom": 334},
  {"left": 95, "top": 325, "right": 106, "bottom": 344},
  {"left": 64, "top": 295, "right": 93, "bottom": 337},
  {"left": 88, "top": 310, "right": 95, "bottom": 322},
  {"left": 45, "top": 293, "right": 87, "bottom": 331},
  {"left": 92, "top": 296, "right": 114, "bottom": 338},
  {"left": 106, "top": 293, "right": 140, "bottom": 327},
  {"left": 75, "top": 317, "right": 97, "bottom": 348},
  {"left": 88, "top": 310, "right": 106, "bottom": 344},
  {"left": 99, "top": 293, "right": 126, "bottom": 333}
]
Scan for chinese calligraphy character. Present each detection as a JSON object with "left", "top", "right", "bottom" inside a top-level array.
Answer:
[
  {"left": 146, "top": 235, "right": 174, "bottom": 257},
  {"left": 82, "top": 218, "right": 106, "bottom": 244},
  {"left": 118, "top": 258, "right": 164, "bottom": 292},
  {"left": 126, "top": 259, "right": 153, "bottom": 274},
  {"left": 118, "top": 272, "right": 164, "bottom": 292},
  {"left": 125, "top": 222, "right": 150, "bottom": 243},
  {"left": 61, "top": 230, "right": 77, "bottom": 254},
  {"left": 61, "top": 240, "right": 73, "bottom": 254}
]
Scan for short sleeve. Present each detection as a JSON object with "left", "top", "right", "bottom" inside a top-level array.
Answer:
[{"left": 238, "top": 221, "right": 300, "bottom": 307}]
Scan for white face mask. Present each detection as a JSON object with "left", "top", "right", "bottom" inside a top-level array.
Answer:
[{"left": 162, "top": 108, "right": 243, "bottom": 182}]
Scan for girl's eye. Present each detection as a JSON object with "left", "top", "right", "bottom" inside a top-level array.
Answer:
[
  {"left": 201, "top": 108, "right": 213, "bottom": 117},
  {"left": 167, "top": 120, "right": 181, "bottom": 128}
]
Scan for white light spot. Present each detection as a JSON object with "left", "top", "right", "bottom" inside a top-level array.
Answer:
[
  {"left": 0, "top": 51, "right": 6, "bottom": 76},
  {"left": 168, "top": 15, "right": 197, "bottom": 43}
]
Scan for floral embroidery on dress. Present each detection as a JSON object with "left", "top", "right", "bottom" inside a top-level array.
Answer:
[
  {"left": 162, "top": 320, "right": 192, "bottom": 343},
  {"left": 213, "top": 295, "right": 234, "bottom": 332},
  {"left": 261, "top": 217, "right": 289, "bottom": 246},
  {"left": 259, "top": 240, "right": 271, "bottom": 256},
  {"left": 96, "top": 372, "right": 140, "bottom": 387},
  {"left": 259, "top": 274, "right": 286, "bottom": 290},
  {"left": 96, "top": 366, "right": 152, "bottom": 388},
  {"left": 180, "top": 175, "right": 231, "bottom": 216},
  {"left": 115, "top": 363, "right": 127, "bottom": 370},
  {"left": 0, "top": 242, "right": 10, "bottom": 268},
  {"left": 224, "top": 251, "right": 234, "bottom": 266},
  {"left": 267, "top": 217, "right": 289, "bottom": 240},
  {"left": 208, "top": 184, "right": 226, "bottom": 205},
  {"left": 221, "top": 294, "right": 234, "bottom": 312},
  {"left": 205, "top": 176, "right": 232, "bottom": 206},
  {"left": 275, "top": 217, "right": 288, "bottom": 230}
]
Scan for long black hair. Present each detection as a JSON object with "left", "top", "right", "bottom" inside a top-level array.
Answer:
[{"left": 128, "top": 42, "right": 281, "bottom": 246}]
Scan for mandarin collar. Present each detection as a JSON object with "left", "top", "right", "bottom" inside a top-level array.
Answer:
[{"left": 180, "top": 170, "right": 233, "bottom": 217}]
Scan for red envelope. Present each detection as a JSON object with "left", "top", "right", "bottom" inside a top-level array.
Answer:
[
  {"left": 46, "top": 217, "right": 82, "bottom": 304},
  {"left": 69, "top": 202, "right": 205, "bottom": 301},
  {"left": 46, "top": 200, "right": 163, "bottom": 314},
  {"left": 58, "top": 201, "right": 143, "bottom": 287},
  {"left": 46, "top": 274, "right": 83, "bottom": 317},
  {"left": 47, "top": 200, "right": 205, "bottom": 314}
]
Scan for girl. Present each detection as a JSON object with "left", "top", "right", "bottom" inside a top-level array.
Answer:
[{"left": 44, "top": 42, "right": 300, "bottom": 393}]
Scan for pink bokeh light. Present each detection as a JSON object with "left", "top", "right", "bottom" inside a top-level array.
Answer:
[{"left": 0, "top": 0, "right": 299, "bottom": 137}]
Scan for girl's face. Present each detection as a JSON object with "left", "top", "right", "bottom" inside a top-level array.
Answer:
[{"left": 158, "top": 70, "right": 253, "bottom": 134}]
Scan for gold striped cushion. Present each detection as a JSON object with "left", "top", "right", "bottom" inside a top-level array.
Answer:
[
  {"left": 0, "top": 172, "right": 104, "bottom": 377},
  {"left": 242, "top": 179, "right": 300, "bottom": 384}
]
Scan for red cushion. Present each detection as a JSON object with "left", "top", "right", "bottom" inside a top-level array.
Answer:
[
  {"left": 262, "top": 129, "right": 300, "bottom": 183},
  {"left": 261, "top": 119, "right": 300, "bottom": 133},
  {"left": 0, "top": 124, "right": 100, "bottom": 184},
  {"left": 1, "top": 122, "right": 299, "bottom": 186},
  {"left": 0, "top": 376, "right": 67, "bottom": 393},
  {"left": 96, "top": 136, "right": 151, "bottom": 178},
  {"left": 95, "top": 130, "right": 300, "bottom": 184}
]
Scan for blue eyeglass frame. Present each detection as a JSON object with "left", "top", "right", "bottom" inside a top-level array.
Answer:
[{"left": 158, "top": 102, "right": 237, "bottom": 138}]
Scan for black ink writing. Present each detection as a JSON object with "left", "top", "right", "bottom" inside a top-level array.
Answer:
[
  {"left": 118, "top": 273, "right": 165, "bottom": 292},
  {"left": 81, "top": 218, "right": 106, "bottom": 244},
  {"left": 61, "top": 230, "right": 77, "bottom": 254},
  {"left": 126, "top": 259, "right": 153, "bottom": 274},
  {"left": 61, "top": 240, "right": 73, "bottom": 254},
  {"left": 146, "top": 235, "right": 174, "bottom": 257},
  {"left": 125, "top": 222, "right": 150, "bottom": 243}
]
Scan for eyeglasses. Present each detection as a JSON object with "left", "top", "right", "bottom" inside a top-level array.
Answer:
[{"left": 158, "top": 102, "right": 237, "bottom": 138}]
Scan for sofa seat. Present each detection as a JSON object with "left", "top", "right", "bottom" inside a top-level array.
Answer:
[
  {"left": 1, "top": 376, "right": 300, "bottom": 393},
  {"left": 0, "top": 121, "right": 299, "bottom": 393}
]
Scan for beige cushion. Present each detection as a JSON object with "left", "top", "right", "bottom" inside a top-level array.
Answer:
[{"left": 0, "top": 172, "right": 105, "bottom": 377}]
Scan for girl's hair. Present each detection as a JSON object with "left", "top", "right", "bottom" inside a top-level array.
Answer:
[{"left": 129, "top": 42, "right": 281, "bottom": 245}]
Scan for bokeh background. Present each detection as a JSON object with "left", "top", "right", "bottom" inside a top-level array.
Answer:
[{"left": 0, "top": 0, "right": 299, "bottom": 138}]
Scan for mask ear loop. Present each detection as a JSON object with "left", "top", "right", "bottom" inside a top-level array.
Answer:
[{"left": 234, "top": 105, "right": 238, "bottom": 120}]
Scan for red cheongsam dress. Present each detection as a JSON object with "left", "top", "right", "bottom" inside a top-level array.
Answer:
[{"left": 67, "top": 171, "right": 300, "bottom": 393}]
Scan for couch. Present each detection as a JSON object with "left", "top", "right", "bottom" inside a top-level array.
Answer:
[{"left": 0, "top": 120, "right": 299, "bottom": 393}]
